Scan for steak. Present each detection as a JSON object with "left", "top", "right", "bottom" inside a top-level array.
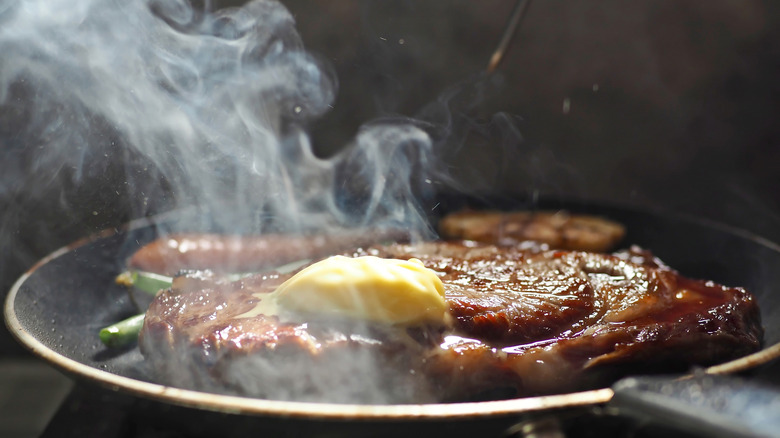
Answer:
[
  {"left": 140, "top": 270, "right": 447, "bottom": 403},
  {"left": 129, "top": 210, "right": 625, "bottom": 276},
  {"left": 138, "top": 240, "right": 762, "bottom": 403},
  {"left": 438, "top": 210, "right": 626, "bottom": 252},
  {"left": 128, "top": 231, "right": 409, "bottom": 276}
]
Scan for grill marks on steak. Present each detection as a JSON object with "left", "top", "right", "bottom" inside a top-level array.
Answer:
[{"left": 139, "top": 240, "right": 763, "bottom": 402}]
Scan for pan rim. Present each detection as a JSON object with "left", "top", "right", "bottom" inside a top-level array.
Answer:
[
  {"left": 4, "top": 266, "right": 613, "bottom": 418},
  {"left": 5, "top": 207, "right": 780, "bottom": 420}
]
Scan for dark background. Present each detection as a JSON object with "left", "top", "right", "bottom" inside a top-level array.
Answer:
[{"left": 2, "top": 0, "right": 779, "bottom": 357}]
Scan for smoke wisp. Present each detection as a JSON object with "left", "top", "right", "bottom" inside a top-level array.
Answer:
[{"left": 0, "top": 0, "right": 441, "bottom": 242}]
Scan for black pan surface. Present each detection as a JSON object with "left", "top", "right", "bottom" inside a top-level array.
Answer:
[{"left": 5, "top": 197, "right": 780, "bottom": 426}]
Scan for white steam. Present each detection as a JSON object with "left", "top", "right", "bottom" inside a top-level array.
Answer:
[
  {"left": 0, "top": 0, "right": 439, "bottom": 236},
  {"left": 0, "top": 0, "right": 449, "bottom": 401}
]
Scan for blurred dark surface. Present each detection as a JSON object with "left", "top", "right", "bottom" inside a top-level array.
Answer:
[
  {"left": 1, "top": 0, "right": 780, "bottom": 434},
  {"left": 36, "top": 384, "right": 706, "bottom": 438}
]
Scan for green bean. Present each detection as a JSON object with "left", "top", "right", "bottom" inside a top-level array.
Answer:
[
  {"left": 99, "top": 313, "right": 145, "bottom": 348},
  {"left": 116, "top": 270, "right": 173, "bottom": 295}
]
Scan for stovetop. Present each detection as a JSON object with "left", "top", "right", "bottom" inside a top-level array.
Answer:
[
  {"left": 1, "top": 358, "right": 720, "bottom": 438},
  {"left": 40, "top": 384, "right": 675, "bottom": 438}
]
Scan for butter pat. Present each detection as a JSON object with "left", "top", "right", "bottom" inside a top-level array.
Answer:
[{"left": 274, "top": 256, "right": 447, "bottom": 325}]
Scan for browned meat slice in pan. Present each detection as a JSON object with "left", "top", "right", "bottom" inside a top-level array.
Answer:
[
  {"left": 140, "top": 270, "right": 445, "bottom": 403},
  {"left": 129, "top": 210, "right": 622, "bottom": 277},
  {"left": 128, "top": 231, "right": 407, "bottom": 276},
  {"left": 139, "top": 241, "right": 762, "bottom": 403},
  {"left": 439, "top": 210, "right": 626, "bottom": 252}
]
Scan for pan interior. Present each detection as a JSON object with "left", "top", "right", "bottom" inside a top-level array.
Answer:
[{"left": 5, "top": 200, "right": 780, "bottom": 419}]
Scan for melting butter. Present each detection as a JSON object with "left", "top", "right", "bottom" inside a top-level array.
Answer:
[{"left": 248, "top": 255, "right": 446, "bottom": 325}]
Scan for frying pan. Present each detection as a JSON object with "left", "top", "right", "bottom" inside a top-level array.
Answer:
[{"left": 5, "top": 196, "right": 780, "bottom": 436}]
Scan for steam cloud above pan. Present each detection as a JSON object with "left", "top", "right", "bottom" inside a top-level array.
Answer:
[{"left": 0, "top": 0, "right": 444, "bottom": 239}]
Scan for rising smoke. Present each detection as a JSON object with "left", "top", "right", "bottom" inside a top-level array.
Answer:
[
  {"left": 0, "top": 0, "right": 443, "bottom": 245},
  {"left": 0, "top": 0, "right": 456, "bottom": 397}
]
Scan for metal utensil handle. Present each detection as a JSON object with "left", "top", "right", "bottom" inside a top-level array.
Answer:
[
  {"left": 487, "top": 0, "right": 532, "bottom": 73},
  {"left": 608, "top": 372, "right": 780, "bottom": 438}
]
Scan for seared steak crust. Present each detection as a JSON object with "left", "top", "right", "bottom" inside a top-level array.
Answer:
[
  {"left": 139, "top": 241, "right": 762, "bottom": 402},
  {"left": 354, "top": 243, "right": 762, "bottom": 395}
]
